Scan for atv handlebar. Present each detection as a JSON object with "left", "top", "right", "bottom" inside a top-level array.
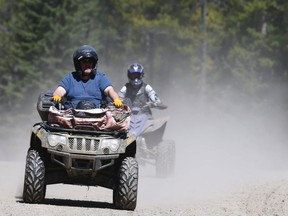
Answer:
[
  {"left": 50, "top": 97, "right": 67, "bottom": 110},
  {"left": 122, "top": 98, "right": 167, "bottom": 111},
  {"left": 144, "top": 102, "right": 168, "bottom": 110}
]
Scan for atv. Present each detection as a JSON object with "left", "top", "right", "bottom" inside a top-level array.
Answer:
[
  {"left": 22, "top": 91, "right": 138, "bottom": 210},
  {"left": 125, "top": 99, "right": 175, "bottom": 178}
]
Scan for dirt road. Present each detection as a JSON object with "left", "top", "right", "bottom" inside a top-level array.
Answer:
[
  {"left": 1, "top": 102, "right": 288, "bottom": 215},
  {"left": 1, "top": 160, "right": 288, "bottom": 216}
]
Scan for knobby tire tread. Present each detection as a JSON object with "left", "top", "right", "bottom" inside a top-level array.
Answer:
[{"left": 23, "top": 150, "right": 46, "bottom": 203}]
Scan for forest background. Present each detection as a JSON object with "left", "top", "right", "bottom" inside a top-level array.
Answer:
[{"left": 0, "top": 0, "right": 288, "bottom": 137}]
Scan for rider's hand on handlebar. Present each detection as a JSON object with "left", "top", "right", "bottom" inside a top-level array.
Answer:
[
  {"left": 153, "top": 102, "right": 159, "bottom": 107},
  {"left": 150, "top": 102, "right": 168, "bottom": 110},
  {"left": 113, "top": 99, "right": 123, "bottom": 107},
  {"left": 149, "top": 102, "right": 159, "bottom": 108},
  {"left": 52, "top": 95, "right": 62, "bottom": 102}
]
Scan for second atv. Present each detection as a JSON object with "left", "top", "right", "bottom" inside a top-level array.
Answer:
[{"left": 126, "top": 99, "right": 175, "bottom": 177}]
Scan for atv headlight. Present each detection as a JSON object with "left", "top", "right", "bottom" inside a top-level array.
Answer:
[
  {"left": 101, "top": 139, "right": 120, "bottom": 151},
  {"left": 48, "top": 134, "right": 67, "bottom": 147}
]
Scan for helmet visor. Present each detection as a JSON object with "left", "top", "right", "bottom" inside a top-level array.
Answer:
[{"left": 128, "top": 72, "right": 142, "bottom": 80}]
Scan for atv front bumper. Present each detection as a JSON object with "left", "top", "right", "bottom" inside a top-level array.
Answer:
[{"left": 48, "top": 149, "right": 119, "bottom": 175}]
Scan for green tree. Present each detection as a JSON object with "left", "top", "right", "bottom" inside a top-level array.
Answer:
[
  {"left": 91, "top": 0, "right": 201, "bottom": 92},
  {"left": 203, "top": 0, "right": 288, "bottom": 110},
  {"left": 1, "top": 0, "right": 288, "bottom": 117},
  {"left": 0, "top": 0, "right": 88, "bottom": 115}
]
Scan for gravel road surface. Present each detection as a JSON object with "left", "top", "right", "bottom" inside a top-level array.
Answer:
[{"left": 1, "top": 103, "right": 288, "bottom": 216}]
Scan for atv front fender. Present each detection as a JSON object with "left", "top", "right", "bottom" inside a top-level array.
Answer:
[{"left": 143, "top": 117, "right": 169, "bottom": 134}]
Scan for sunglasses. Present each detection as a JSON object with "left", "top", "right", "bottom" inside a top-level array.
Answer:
[{"left": 81, "top": 58, "right": 94, "bottom": 64}]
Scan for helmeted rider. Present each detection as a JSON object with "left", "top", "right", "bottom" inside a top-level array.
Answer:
[
  {"left": 52, "top": 45, "right": 122, "bottom": 109},
  {"left": 118, "top": 63, "right": 165, "bottom": 117}
]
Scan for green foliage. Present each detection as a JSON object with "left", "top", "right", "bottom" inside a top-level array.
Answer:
[
  {"left": 0, "top": 0, "right": 87, "bottom": 115},
  {"left": 207, "top": 0, "right": 287, "bottom": 92},
  {"left": 0, "top": 0, "right": 288, "bottom": 122}
]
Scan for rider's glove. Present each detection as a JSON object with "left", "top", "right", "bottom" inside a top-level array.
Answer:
[
  {"left": 52, "top": 95, "right": 61, "bottom": 102},
  {"left": 113, "top": 99, "right": 123, "bottom": 107}
]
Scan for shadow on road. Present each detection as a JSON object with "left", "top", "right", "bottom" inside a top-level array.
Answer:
[{"left": 18, "top": 198, "right": 116, "bottom": 209}]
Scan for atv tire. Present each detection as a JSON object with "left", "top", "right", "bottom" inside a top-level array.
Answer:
[
  {"left": 156, "top": 139, "right": 175, "bottom": 178},
  {"left": 113, "top": 157, "right": 138, "bottom": 210},
  {"left": 23, "top": 149, "right": 46, "bottom": 203}
]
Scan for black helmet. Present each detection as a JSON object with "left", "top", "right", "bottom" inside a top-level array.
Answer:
[
  {"left": 73, "top": 45, "right": 98, "bottom": 75},
  {"left": 127, "top": 63, "right": 144, "bottom": 87}
]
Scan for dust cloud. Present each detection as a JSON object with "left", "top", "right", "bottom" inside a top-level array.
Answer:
[
  {"left": 0, "top": 103, "right": 40, "bottom": 199},
  {"left": 1, "top": 73, "right": 288, "bottom": 207},
  {"left": 137, "top": 75, "right": 288, "bottom": 206}
]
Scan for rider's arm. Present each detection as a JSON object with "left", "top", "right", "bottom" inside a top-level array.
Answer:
[
  {"left": 104, "top": 86, "right": 121, "bottom": 102},
  {"left": 145, "top": 84, "right": 162, "bottom": 105},
  {"left": 53, "top": 73, "right": 72, "bottom": 97},
  {"left": 53, "top": 86, "right": 66, "bottom": 97}
]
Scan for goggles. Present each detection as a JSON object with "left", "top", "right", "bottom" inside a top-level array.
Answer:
[{"left": 128, "top": 72, "right": 142, "bottom": 80}]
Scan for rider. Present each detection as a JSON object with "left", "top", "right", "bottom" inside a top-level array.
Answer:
[
  {"left": 52, "top": 45, "right": 122, "bottom": 109},
  {"left": 118, "top": 63, "right": 165, "bottom": 117}
]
